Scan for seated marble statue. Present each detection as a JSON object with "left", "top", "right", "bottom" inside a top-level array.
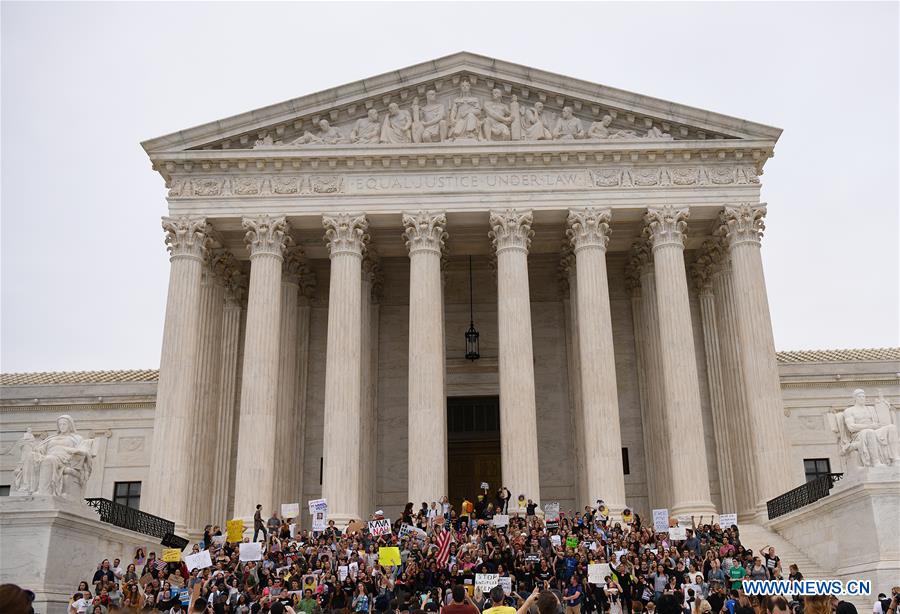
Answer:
[
  {"left": 292, "top": 119, "right": 347, "bottom": 145},
  {"left": 521, "top": 102, "right": 552, "bottom": 140},
  {"left": 380, "top": 102, "right": 412, "bottom": 144},
  {"left": 588, "top": 115, "right": 638, "bottom": 140},
  {"left": 15, "top": 415, "right": 95, "bottom": 497},
  {"left": 645, "top": 125, "right": 674, "bottom": 140},
  {"left": 482, "top": 88, "right": 512, "bottom": 141},
  {"left": 412, "top": 90, "right": 448, "bottom": 143},
  {"left": 448, "top": 80, "right": 482, "bottom": 142},
  {"left": 833, "top": 389, "right": 899, "bottom": 467},
  {"left": 350, "top": 109, "right": 382, "bottom": 144},
  {"left": 553, "top": 106, "right": 584, "bottom": 140}
]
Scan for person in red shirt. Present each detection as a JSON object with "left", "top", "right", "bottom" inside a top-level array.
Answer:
[{"left": 441, "top": 585, "right": 478, "bottom": 614}]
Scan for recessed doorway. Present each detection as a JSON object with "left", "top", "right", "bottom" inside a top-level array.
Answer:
[{"left": 447, "top": 396, "right": 501, "bottom": 508}]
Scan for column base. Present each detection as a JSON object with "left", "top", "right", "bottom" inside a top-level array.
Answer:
[
  {"left": 326, "top": 512, "right": 365, "bottom": 530},
  {"left": 670, "top": 501, "right": 718, "bottom": 518}
]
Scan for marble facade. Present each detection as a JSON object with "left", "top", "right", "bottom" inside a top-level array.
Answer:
[{"left": 2, "top": 54, "right": 899, "bottom": 534}]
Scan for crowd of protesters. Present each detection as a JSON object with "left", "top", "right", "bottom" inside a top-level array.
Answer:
[{"left": 4, "top": 492, "right": 897, "bottom": 614}]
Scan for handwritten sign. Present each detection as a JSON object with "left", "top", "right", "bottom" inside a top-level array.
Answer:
[
  {"left": 492, "top": 514, "right": 510, "bottom": 528},
  {"left": 162, "top": 548, "right": 182, "bottom": 563},
  {"left": 544, "top": 502, "right": 560, "bottom": 521},
  {"left": 239, "top": 541, "right": 263, "bottom": 562},
  {"left": 499, "top": 576, "right": 512, "bottom": 595},
  {"left": 368, "top": 518, "right": 392, "bottom": 537},
  {"left": 398, "top": 524, "right": 427, "bottom": 541},
  {"left": 480, "top": 482, "right": 489, "bottom": 490},
  {"left": 308, "top": 498, "right": 327, "bottom": 514},
  {"left": 475, "top": 573, "right": 500, "bottom": 591},
  {"left": 185, "top": 550, "right": 212, "bottom": 571},
  {"left": 281, "top": 503, "right": 300, "bottom": 518},
  {"left": 652, "top": 509, "right": 670, "bottom": 533},
  {"left": 668, "top": 526, "right": 687, "bottom": 541},
  {"left": 719, "top": 513, "right": 738, "bottom": 528},
  {"left": 379, "top": 546, "right": 401, "bottom": 566},
  {"left": 226, "top": 519, "right": 244, "bottom": 543},
  {"left": 588, "top": 563, "right": 611, "bottom": 584}
]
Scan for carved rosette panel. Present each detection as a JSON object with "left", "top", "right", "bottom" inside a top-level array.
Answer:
[
  {"left": 242, "top": 215, "right": 292, "bottom": 259},
  {"left": 162, "top": 215, "right": 212, "bottom": 261},
  {"left": 323, "top": 213, "right": 369, "bottom": 258},
  {"left": 644, "top": 205, "right": 689, "bottom": 250},
  {"left": 403, "top": 211, "right": 448, "bottom": 256},
  {"left": 489, "top": 209, "right": 534, "bottom": 254},
  {"left": 717, "top": 203, "right": 766, "bottom": 247},
  {"left": 566, "top": 207, "right": 612, "bottom": 253}
]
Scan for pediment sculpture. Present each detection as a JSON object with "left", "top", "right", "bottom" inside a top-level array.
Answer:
[
  {"left": 829, "top": 389, "right": 900, "bottom": 468},
  {"left": 11, "top": 415, "right": 95, "bottom": 498},
  {"left": 252, "top": 81, "right": 675, "bottom": 149}
]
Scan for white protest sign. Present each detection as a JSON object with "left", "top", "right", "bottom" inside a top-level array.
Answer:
[
  {"left": 676, "top": 514, "right": 692, "bottom": 527},
  {"left": 398, "top": 524, "right": 427, "bottom": 542},
  {"left": 614, "top": 549, "right": 627, "bottom": 563},
  {"left": 492, "top": 514, "right": 510, "bottom": 528},
  {"left": 308, "top": 498, "right": 327, "bottom": 514},
  {"left": 368, "top": 518, "right": 392, "bottom": 537},
  {"left": 289, "top": 523, "right": 297, "bottom": 538},
  {"left": 550, "top": 534, "right": 561, "bottom": 547},
  {"left": 212, "top": 535, "right": 226, "bottom": 546},
  {"left": 239, "top": 541, "right": 263, "bottom": 562},
  {"left": 719, "top": 513, "right": 738, "bottom": 528},
  {"left": 668, "top": 526, "right": 687, "bottom": 541},
  {"left": 338, "top": 565, "right": 349, "bottom": 582},
  {"left": 588, "top": 563, "right": 611, "bottom": 584},
  {"left": 499, "top": 576, "right": 512, "bottom": 595},
  {"left": 281, "top": 503, "right": 300, "bottom": 518},
  {"left": 185, "top": 550, "right": 212, "bottom": 571},
  {"left": 349, "top": 561, "right": 359, "bottom": 578},
  {"left": 480, "top": 482, "right": 489, "bottom": 490},
  {"left": 652, "top": 508, "right": 670, "bottom": 533},
  {"left": 544, "top": 502, "right": 560, "bottom": 521},
  {"left": 475, "top": 573, "right": 500, "bottom": 591},
  {"left": 312, "top": 507, "right": 328, "bottom": 532}
]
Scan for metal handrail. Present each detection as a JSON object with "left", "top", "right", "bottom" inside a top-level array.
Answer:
[
  {"left": 766, "top": 473, "right": 843, "bottom": 520},
  {"left": 84, "top": 497, "right": 175, "bottom": 539}
]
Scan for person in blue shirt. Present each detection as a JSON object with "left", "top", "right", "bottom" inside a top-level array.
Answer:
[{"left": 563, "top": 575, "right": 583, "bottom": 614}]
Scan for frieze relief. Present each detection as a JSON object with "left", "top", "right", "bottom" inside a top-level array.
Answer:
[{"left": 167, "top": 164, "right": 759, "bottom": 199}]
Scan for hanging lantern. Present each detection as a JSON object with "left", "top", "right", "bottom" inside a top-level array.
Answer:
[{"left": 465, "top": 255, "right": 480, "bottom": 361}]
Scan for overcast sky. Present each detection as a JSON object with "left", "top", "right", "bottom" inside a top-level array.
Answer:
[{"left": 2, "top": 2, "right": 898, "bottom": 373}]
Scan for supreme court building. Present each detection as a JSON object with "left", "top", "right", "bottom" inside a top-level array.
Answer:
[{"left": 5, "top": 53, "right": 899, "bottom": 539}]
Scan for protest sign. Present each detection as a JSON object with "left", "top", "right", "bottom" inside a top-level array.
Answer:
[
  {"left": 338, "top": 565, "right": 349, "bottom": 581},
  {"left": 565, "top": 536, "right": 579, "bottom": 549},
  {"left": 312, "top": 508, "right": 328, "bottom": 532},
  {"left": 346, "top": 520, "right": 365, "bottom": 534},
  {"left": 239, "top": 541, "right": 263, "bottom": 562},
  {"left": 289, "top": 523, "right": 297, "bottom": 538},
  {"left": 185, "top": 550, "right": 212, "bottom": 571},
  {"left": 169, "top": 575, "right": 184, "bottom": 588},
  {"left": 492, "top": 514, "right": 509, "bottom": 528},
  {"left": 308, "top": 498, "right": 327, "bottom": 513},
  {"left": 622, "top": 509, "right": 634, "bottom": 524},
  {"left": 179, "top": 589, "right": 189, "bottom": 605},
  {"left": 368, "top": 518, "right": 392, "bottom": 537},
  {"left": 499, "top": 577, "right": 512, "bottom": 595},
  {"left": 348, "top": 561, "right": 359, "bottom": 578},
  {"left": 652, "top": 509, "right": 670, "bottom": 533},
  {"left": 302, "top": 574, "right": 317, "bottom": 592},
  {"left": 212, "top": 535, "right": 226, "bottom": 546},
  {"left": 226, "top": 519, "right": 245, "bottom": 543},
  {"left": 281, "top": 503, "right": 300, "bottom": 518},
  {"left": 719, "top": 513, "right": 738, "bottom": 528},
  {"left": 162, "top": 548, "right": 182, "bottom": 563},
  {"left": 480, "top": 482, "right": 489, "bottom": 490},
  {"left": 398, "top": 524, "right": 427, "bottom": 541},
  {"left": 475, "top": 573, "right": 500, "bottom": 591},
  {"left": 544, "top": 502, "right": 560, "bottom": 521},
  {"left": 550, "top": 534, "right": 561, "bottom": 547},
  {"left": 614, "top": 549, "right": 627, "bottom": 562},
  {"left": 668, "top": 526, "right": 687, "bottom": 541},
  {"left": 588, "top": 563, "right": 610, "bottom": 584},
  {"left": 525, "top": 553, "right": 541, "bottom": 563},
  {"left": 379, "top": 546, "right": 401, "bottom": 566}
]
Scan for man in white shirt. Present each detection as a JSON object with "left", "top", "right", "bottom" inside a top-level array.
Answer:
[
  {"left": 874, "top": 594, "right": 888, "bottom": 614},
  {"left": 112, "top": 557, "right": 124, "bottom": 579},
  {"left": 69, "top": 591, "right": 91, "bottom": 614}
]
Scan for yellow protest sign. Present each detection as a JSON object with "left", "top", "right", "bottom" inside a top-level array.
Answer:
[
  {"left": 226, "top": 518, "right": 245, "bottom": 543},
  {"left": 379, "top": 546, "right": 401, "bottom": 567},
  {"left": 162, "top": 548, "right": 182, "bottom": 563}
]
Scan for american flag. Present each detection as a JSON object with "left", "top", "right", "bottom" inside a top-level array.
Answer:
[
  {"left": 155, "top": 559, "right": 167, "bottom": 571},
  {"left": 435, "top": 528, "right": 452, "bottom": 568}
]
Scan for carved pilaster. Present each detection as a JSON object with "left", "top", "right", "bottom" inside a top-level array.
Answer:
[
  {"left": 489, "top": 209, "right": 533, "bottom": 254},
  {"left": 323, "top": 213, "right": 369, "bottom": 257},
  {"left": 566, "top": 207, "right": 612, "bottom": 252},
  {"left": 162, "top": 216, "right": 211, "bottom": 261},
  {"left": 644, "top": 205, "right": 689, "bottom": 249},
  {"left": 242, "top": 215, "right": 291, "bottom": 259},
  {"left": 403, "top": 211, "right": 447, "bottom": 256},
  {"left": 718, "top": 203, "right": 766, "bottom": 248}
]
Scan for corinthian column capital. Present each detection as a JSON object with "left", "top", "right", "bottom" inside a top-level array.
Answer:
[
  {"left": 162, "top": 215, "right": 212, "bottom": 261},
  {"left": 323, "top": 213, "right": 369, "bottom": 258},
  {"left": 281, "top": 246, "right": 308, "bottom": 285},
  {"left": 242, "top": 215, "right": 292, "bottom": 259},
  {"left": 691, "top": 247, "right": 718, "bottom": 295},
  {"left": 403, "top": 211, "right": 447, "bottom": 256},
  {"left": 489, "top": 209, "right": 533, "bottom": 254},
  {"left": 567, "top": 207, "right": 612, "bottom": 252},
  {"left": 717, "top": 203, "right": 767, "bottom": 247},
  {"left": 644, "top": 205, "right": 689, "bottom": 249}
]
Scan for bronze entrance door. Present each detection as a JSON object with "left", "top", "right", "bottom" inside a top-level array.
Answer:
[{"left": 447, "top": 396, "right": 501, "bottom": 509}]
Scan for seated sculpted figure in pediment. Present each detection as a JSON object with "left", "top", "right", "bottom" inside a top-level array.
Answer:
[
  {"left": 588, "top": 115, "right": 638, "bottom": 140},
  {"left": 448, "top": 80, "right": 483, "bottom": 142},
  {"left": 553, "top": 106, "right": 584, "bottom": 140},
  {"left": 831, "top": 389, "right": 900, "bottom": 468},
  {"left": 380, "top": 102, "right": 413, "bottom": 144},
  {"left": 351, "top": 109, "right": 382, "bottom": 144},
  {"left": 412, "top": 90, "right": 448, "bottom": 143},
  {"left": 292, "top": 119, "right": 348, "bottom": 145}
]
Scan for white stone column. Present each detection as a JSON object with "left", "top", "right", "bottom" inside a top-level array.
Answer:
[
  {"left": 144, "top": 216, "right": 210, "bottom": 528},
  {"left": 321, "top": 213, "right": 369, "bottom": 525},
  {"left": 232, "top": 215, "right": 291, "bottom": 521},
  {"left": 272, "top": 248, "right": 307, "bottom": 509},
  {"left": 710, "top": 250, "right": 758, "bottom": 518},
  {"left": 560, "top": 247, "right": 587, "bottom": 508},
  {"left": 185, "top": 252, "right": 226, "bottom": 535},
  {"left": 691, "top": 246, "right": 737, "bottom": 513},
  {"left": 292, "top": 277, "right": 315, "bottom": 516},
  {"left": 717, "top": 204, "right": 794, "bottom": 513},
  {"left": 365, "top": 277, "right": 381, "bottom": 513},
  {"left": 404, "top": 211, "right": 449, "bottom": 505},
  {"left": 644, "top": 206, "right": 716, "bottom": 516},
  {"left": 359, "top": 252, "right": 380, "bottom": 516},
  {"left": 567, "top": 207, "right": 626, "bottom": 511},
  {"left": 210, "top": 258, "right": 244, "bottom": 524},
  {"left": 489, "top": 209, "right": 542, "bottom": 505},
  {"left": 632, "top": 242, "right": 673, "bottom": 509}
]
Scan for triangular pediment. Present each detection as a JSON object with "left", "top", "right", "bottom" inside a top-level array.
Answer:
[{"left": 141, "top": 52, "right": 781, "bottom": 155}]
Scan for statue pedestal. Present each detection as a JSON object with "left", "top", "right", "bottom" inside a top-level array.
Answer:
[
  {"left": 769, "top": 465, "right": 900, "bottom": 597},
  {"left": 0, "top": 495, "right": 152, "bottom": 614}
]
